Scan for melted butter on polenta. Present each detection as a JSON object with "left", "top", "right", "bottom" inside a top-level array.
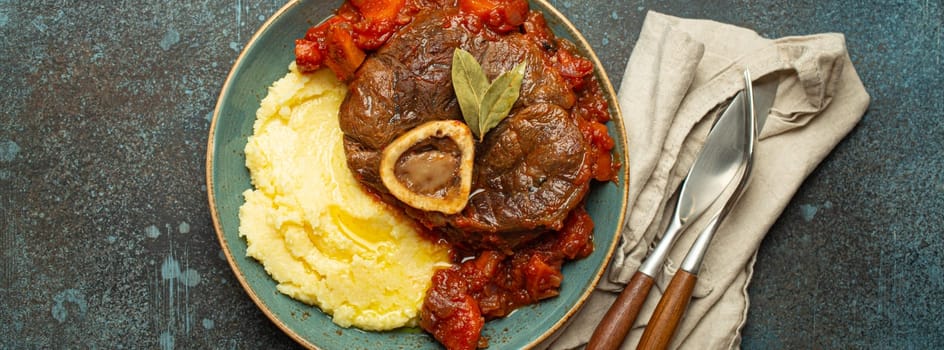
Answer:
[{"left": 238, "top": 64, "right": 451, "bottom": 331}]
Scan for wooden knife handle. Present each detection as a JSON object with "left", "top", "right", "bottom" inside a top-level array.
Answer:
[
  {"left": 636, "top": 270, "right": 698, "bottom": 350},
  {"left": 587, "top": 271, "right": 656, "bottom": 350}
]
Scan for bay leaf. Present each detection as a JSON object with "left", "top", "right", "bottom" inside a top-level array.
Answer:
[
  {"left": 477, "top": 61, "right": 526, "bottom": 141},
  {"left": 451, "top": 48, "right": 490, "bottom": 139}
]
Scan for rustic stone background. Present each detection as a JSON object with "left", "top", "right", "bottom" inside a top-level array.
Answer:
[{"left": 1, "top": 0, "right": 941, "bottom": 348}]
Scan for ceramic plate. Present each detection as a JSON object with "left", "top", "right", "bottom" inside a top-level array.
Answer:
[{"left": 206, "top": 1, "right": 629, "bottom": 348}]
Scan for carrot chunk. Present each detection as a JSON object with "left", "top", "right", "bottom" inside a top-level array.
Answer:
[{"left": 323, "top": 24, "right": 367, "bottom": 81}]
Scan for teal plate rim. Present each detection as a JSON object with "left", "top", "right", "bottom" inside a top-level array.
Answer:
[{"left": 206, "top": 1, "right": 630, "bottom": 349}]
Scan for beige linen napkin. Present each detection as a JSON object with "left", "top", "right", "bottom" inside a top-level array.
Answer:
[{"left": 543, "top": 11, "right": 870, "bottom": 349}]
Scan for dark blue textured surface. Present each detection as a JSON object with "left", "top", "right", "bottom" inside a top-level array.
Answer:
[{"left": 0, "top": 1, "right": 941, "bottom": 349}]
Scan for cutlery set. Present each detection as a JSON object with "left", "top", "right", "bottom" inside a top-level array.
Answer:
[{"left": 588, "top": 71, "right": 778, "bottom": 350}]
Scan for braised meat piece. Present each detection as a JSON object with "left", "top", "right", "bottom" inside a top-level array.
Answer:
[{"left": 339, "top": 8, "right": 590, "bottom": 251}]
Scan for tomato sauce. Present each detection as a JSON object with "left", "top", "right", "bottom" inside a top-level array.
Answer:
[{"left": 420, "top": 207, "right": 594, "bottom": 350}]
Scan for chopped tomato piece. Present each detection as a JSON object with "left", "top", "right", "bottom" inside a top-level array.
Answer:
[
  {"left": 466, "top": 250, "right": 503, "bottom": 290},
  {"left": 323, "top": 24, "right": 367, "bottom": 81},
  {"left": 349, "top": 0, "right": 406, "bottom": 49},
  {"left": 421, "top": 269, "right": 485, "bottom": 350},
  {"left": 351, "top": 0, "right": 406, "bottom": 21},
  {"left": 556, "top": 207, "right": 595, "bottom": 259},
  {"left": 458, "top": 0, "right": 529, "bottom": 33},
  {"left": 522, "top": 11, "right": 556, "bottom": 50},
  {"left": 294, "top": 39, "right": 324, "bottom": 72},
  {"left": 555, "top": 48, "right": 594, "bottom": 89},
  {"left": 351, "top": 21, "right": 398, "bottom": 50},
  {"left": 304, "top": 16, "right": 344, "bottom": 42},
  {"left": 593, "top": 150, "right": 615, "bottom": 181},
  {"left": 295, "top": 2, "right": 412, "bottom": 77},
  {"left": 523, "top": 254, "right": 562, "bottom": 300}
]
